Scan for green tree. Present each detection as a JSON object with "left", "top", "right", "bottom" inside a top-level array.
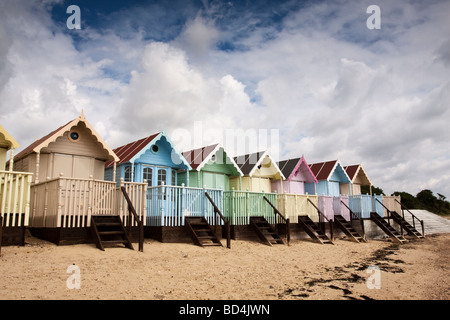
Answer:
[{"left": 416, "top": 189, "right": 438, "bottom": 209}]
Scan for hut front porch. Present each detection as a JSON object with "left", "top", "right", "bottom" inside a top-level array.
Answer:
[
  {"left": 27, "top": 176, "right": 146, "bottom": 245},
  {"left": 1, "top": 170, "right": 33, "bottom": 246}
]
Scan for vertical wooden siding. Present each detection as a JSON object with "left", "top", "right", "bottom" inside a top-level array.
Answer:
[
  {"left": 0, "top": 170, "right": 33, "bottom": 227},
  {"left": 146, "top": 185, "right": 223, "bottom": 227},
  {"left": 29, "top": 176, "right": 146, "bottom": 228},
  {"left": 277, "top": 193, "right": 319, "bottom": 222},
  {"left": 223, "top": 190, "right": 278, "bottom": 225},
  {"left": 382, "top": 195, "right": 401, "bottom": 215},
  {"left": 332, "top": 195, "right": 351, "bottom": 221}
]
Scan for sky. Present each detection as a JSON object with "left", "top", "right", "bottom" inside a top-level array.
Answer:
[{"left": 0, "top": 0, "right": 449, "bottom": 197}]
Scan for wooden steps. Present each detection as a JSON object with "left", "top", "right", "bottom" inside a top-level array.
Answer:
[
  {"left": 185, "top": 216, "right": 223, "bottom": 247},
  {"left": 390, "top": 211, "right": 424, "bottom": 239},
  {"left": 91, "top": 215, "right": 134, "bottom": 251},
  {"left": 250, "top": 216, "right": 285, "bottom": 246},
  {"left": 298, "top": 215, "right": 333, "bottom": 244},
  {"left": 370, "top": 212, "right": 408, "bottom": 244},
  {"left": 334, "top": 215, "right": 366, "bottom": 243}
]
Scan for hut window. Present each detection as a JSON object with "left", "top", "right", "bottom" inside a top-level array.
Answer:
[
  {"left": 157, "top": 169, "right": 166, "bottom": 185},
  {"left": 151, "top": 145, "right": 159, "bottom": 153},
  {"left": 68, "top": 130, "right": 81, "bottom": 142},
  {"left": 124, "top": 166, "right": 133, "bottom": 182},
  {"left": 143, "top": 167, "right": 153, "bottom": 186},
  {"left": 172, "top": 169, "right": 176, "bottom": 185}
]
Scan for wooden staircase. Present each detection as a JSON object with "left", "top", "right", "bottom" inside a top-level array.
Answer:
[
  {"left": 91, "top": 215, "right": 134, "bottom": 251},
  {"left": 370, "top": 212, "right": 408, "bottom": 244},
  {"left": 250, "top": 216, "right": 285, "bottom": 246},
  {"left": 334, "top": 215, "right": 366, "bottom": 243},
  {"left": 390, "top": 211, "right": 424, "bottom": 239},
  {"left": 298, "top": 215, "right": 333, "bottom": 244},
  {"left": 185, "top": 216, "right": 223, "bottom": 247}
]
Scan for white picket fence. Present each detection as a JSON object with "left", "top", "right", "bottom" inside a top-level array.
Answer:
[{"left": 0, "top": 170, "right": 33, "bottom": 227}]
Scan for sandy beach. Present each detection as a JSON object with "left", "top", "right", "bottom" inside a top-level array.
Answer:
[{"left": 0, "top": 232, "right": 449, "bottom": 301}]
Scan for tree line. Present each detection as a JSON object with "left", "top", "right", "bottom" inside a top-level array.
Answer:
[{"left": 361, "top": 186, "right": 450, "bottom": 216}]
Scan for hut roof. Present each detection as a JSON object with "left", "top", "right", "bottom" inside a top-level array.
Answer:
[
  {"left": 344, "top": 164, "right": 372, "bottom": 185},
  {"left": 105, "top": 132, "right": 191, "bottom": 169},
  {"left": 0, "top": 124, "right": 20, "bottom": 150},
  {"left": 234, "top": 150, "right": 285, "bottom": 179},
  {"left": 278, "top": 156, "right": 318, "bottom": 183},
  {"left": 309, "top": 160, "right": 351, "bottom": 183},
  {"left": 13, "top": 111, "right": 118, "bottom": 163},
  {"left": 182, "top": 144, "right": 243, "bottom": 175}
]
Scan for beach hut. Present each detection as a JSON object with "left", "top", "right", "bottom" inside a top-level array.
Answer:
[
  {"left": 342, "top": 164, "right": 372, "bottom": 196},
  {"left": 272, "top": 156, "right": 320, "bottom": 224},
  {"left": 12, "top": 112, "right": 146, "bottom": 245},
  {"left": 1, "top": 124, "right": 33, "bottom": 246},
  {"left": 221, "top": 151, "right": 289, "bottom": 244},
  {"left": 178, "top": 144, "right": 243, "bottom": 190},
  {"left": 104, "top": 131, "right": 191, "bottom": 187},
  {"left": 305, "top": 160, "right": 351, "bottom": 196},
  {"left": 272, "top": 155, "right": 317, "bottom": 194},
  {"left": 304, "top": 160, "right": 351, "bottom": 221},
  {"left": 232, "top": 150, "right": 284, "bottom": 193}
]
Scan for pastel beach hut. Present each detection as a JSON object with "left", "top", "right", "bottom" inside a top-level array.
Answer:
[
  {"left": 343, "top": 164, "right": 383, "bottom": 218},
  {"left": 231, "top": 150, "right": 284, "bottom": 193},
  {"left": 273, "top": 156, "right": 320, "bottom": 223},
  {"left": 342, "top": 164, "right": 372, "bottom": 196},
  {"left": 104, "top": 131, "right": 191, "bottom": 188},
  {"left": 104, "top": 132, "right": 226, "bottom": 243},
  {"left": 1, "top": 124, "right": 33, "bottom": 247},
  {"left": 223, "top": 151, "right": 286, "bottom": 236},
  {"left": 305, "top": 160, "right": 352, "bottom": 221},
  {"left": 11, "top": 112, "right": 146, "bottom": 245},
  {"left": 178, "top": 143, "right": 243, "bottom": 190}
]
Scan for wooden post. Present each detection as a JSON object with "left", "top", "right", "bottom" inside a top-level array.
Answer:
[
  {"left": 8, "top": 149, "right": 14, "bottom": 172},
  {"left": 119, "top": 178, "right": 124, "bottom": 219},
  {"left": 35, "top": 152, "right": 40, "bottom": 184},
  {"left": 56, "top": 174, "right": 64, "bottom": 227}
]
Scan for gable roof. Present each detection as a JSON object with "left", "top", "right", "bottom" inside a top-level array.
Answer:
[
  {"left": 182, "top": 143, "right": 243, "bottom": 175},
  {"left": 234, "top": 150, "right": 285, "bottom": 179},
  {"left": 14, "top": 112, "right": 119, "bottom": 163},
  {"left": 309, "top": 160, "right": 351, "bottom": 182},
  {"left": 0, "top": 124, "right": 20, "bottom": 150},
  {"left": 105, "top": 131, "right": 191, "bottom": 169},
  {"left": 278, "top": 156, "right": 318, "bottom": 183},
  {"left": 344, "top": 164, "right": 372, "bottom": 185}
]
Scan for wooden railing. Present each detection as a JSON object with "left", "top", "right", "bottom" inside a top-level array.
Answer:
[
  {"left": 264, "top": 196, "right": 290, "bottom": 245},
  {"left": 307, "top": 198, "right": 334, "bottom": 241},
  {"left": 0, "top": 170, "right": 33, "bottom": 227},
  {"left": 276, "top": 193, "right": 319, "bottom": 222},
  {"left": 29, "top": 175, "right": 147, "bottom": 228},
  {"left": 340, "top": 200, "right": 365, "bottom": 238},
  {"left": 223, "top": 189, "right": 278, "bottom": 225},
  {"left": 396, "top": 199, "right": 424, "bottom": 236},
  {"left": 375, "top": 198, "right": 404, "bottom": 235},
  {"left": 205, "top": 191, "right": 230, "bottom": 249},
  {"left": 121, "top": 186, "right": 144, "bottom": 252},
  {"left": 146, "top": 184, "right": 223, "bottom": 227}
]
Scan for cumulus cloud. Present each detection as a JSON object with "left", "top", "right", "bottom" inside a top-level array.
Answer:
[{"left": 0, "top": 0, "right": 449, "bottom": 198}]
